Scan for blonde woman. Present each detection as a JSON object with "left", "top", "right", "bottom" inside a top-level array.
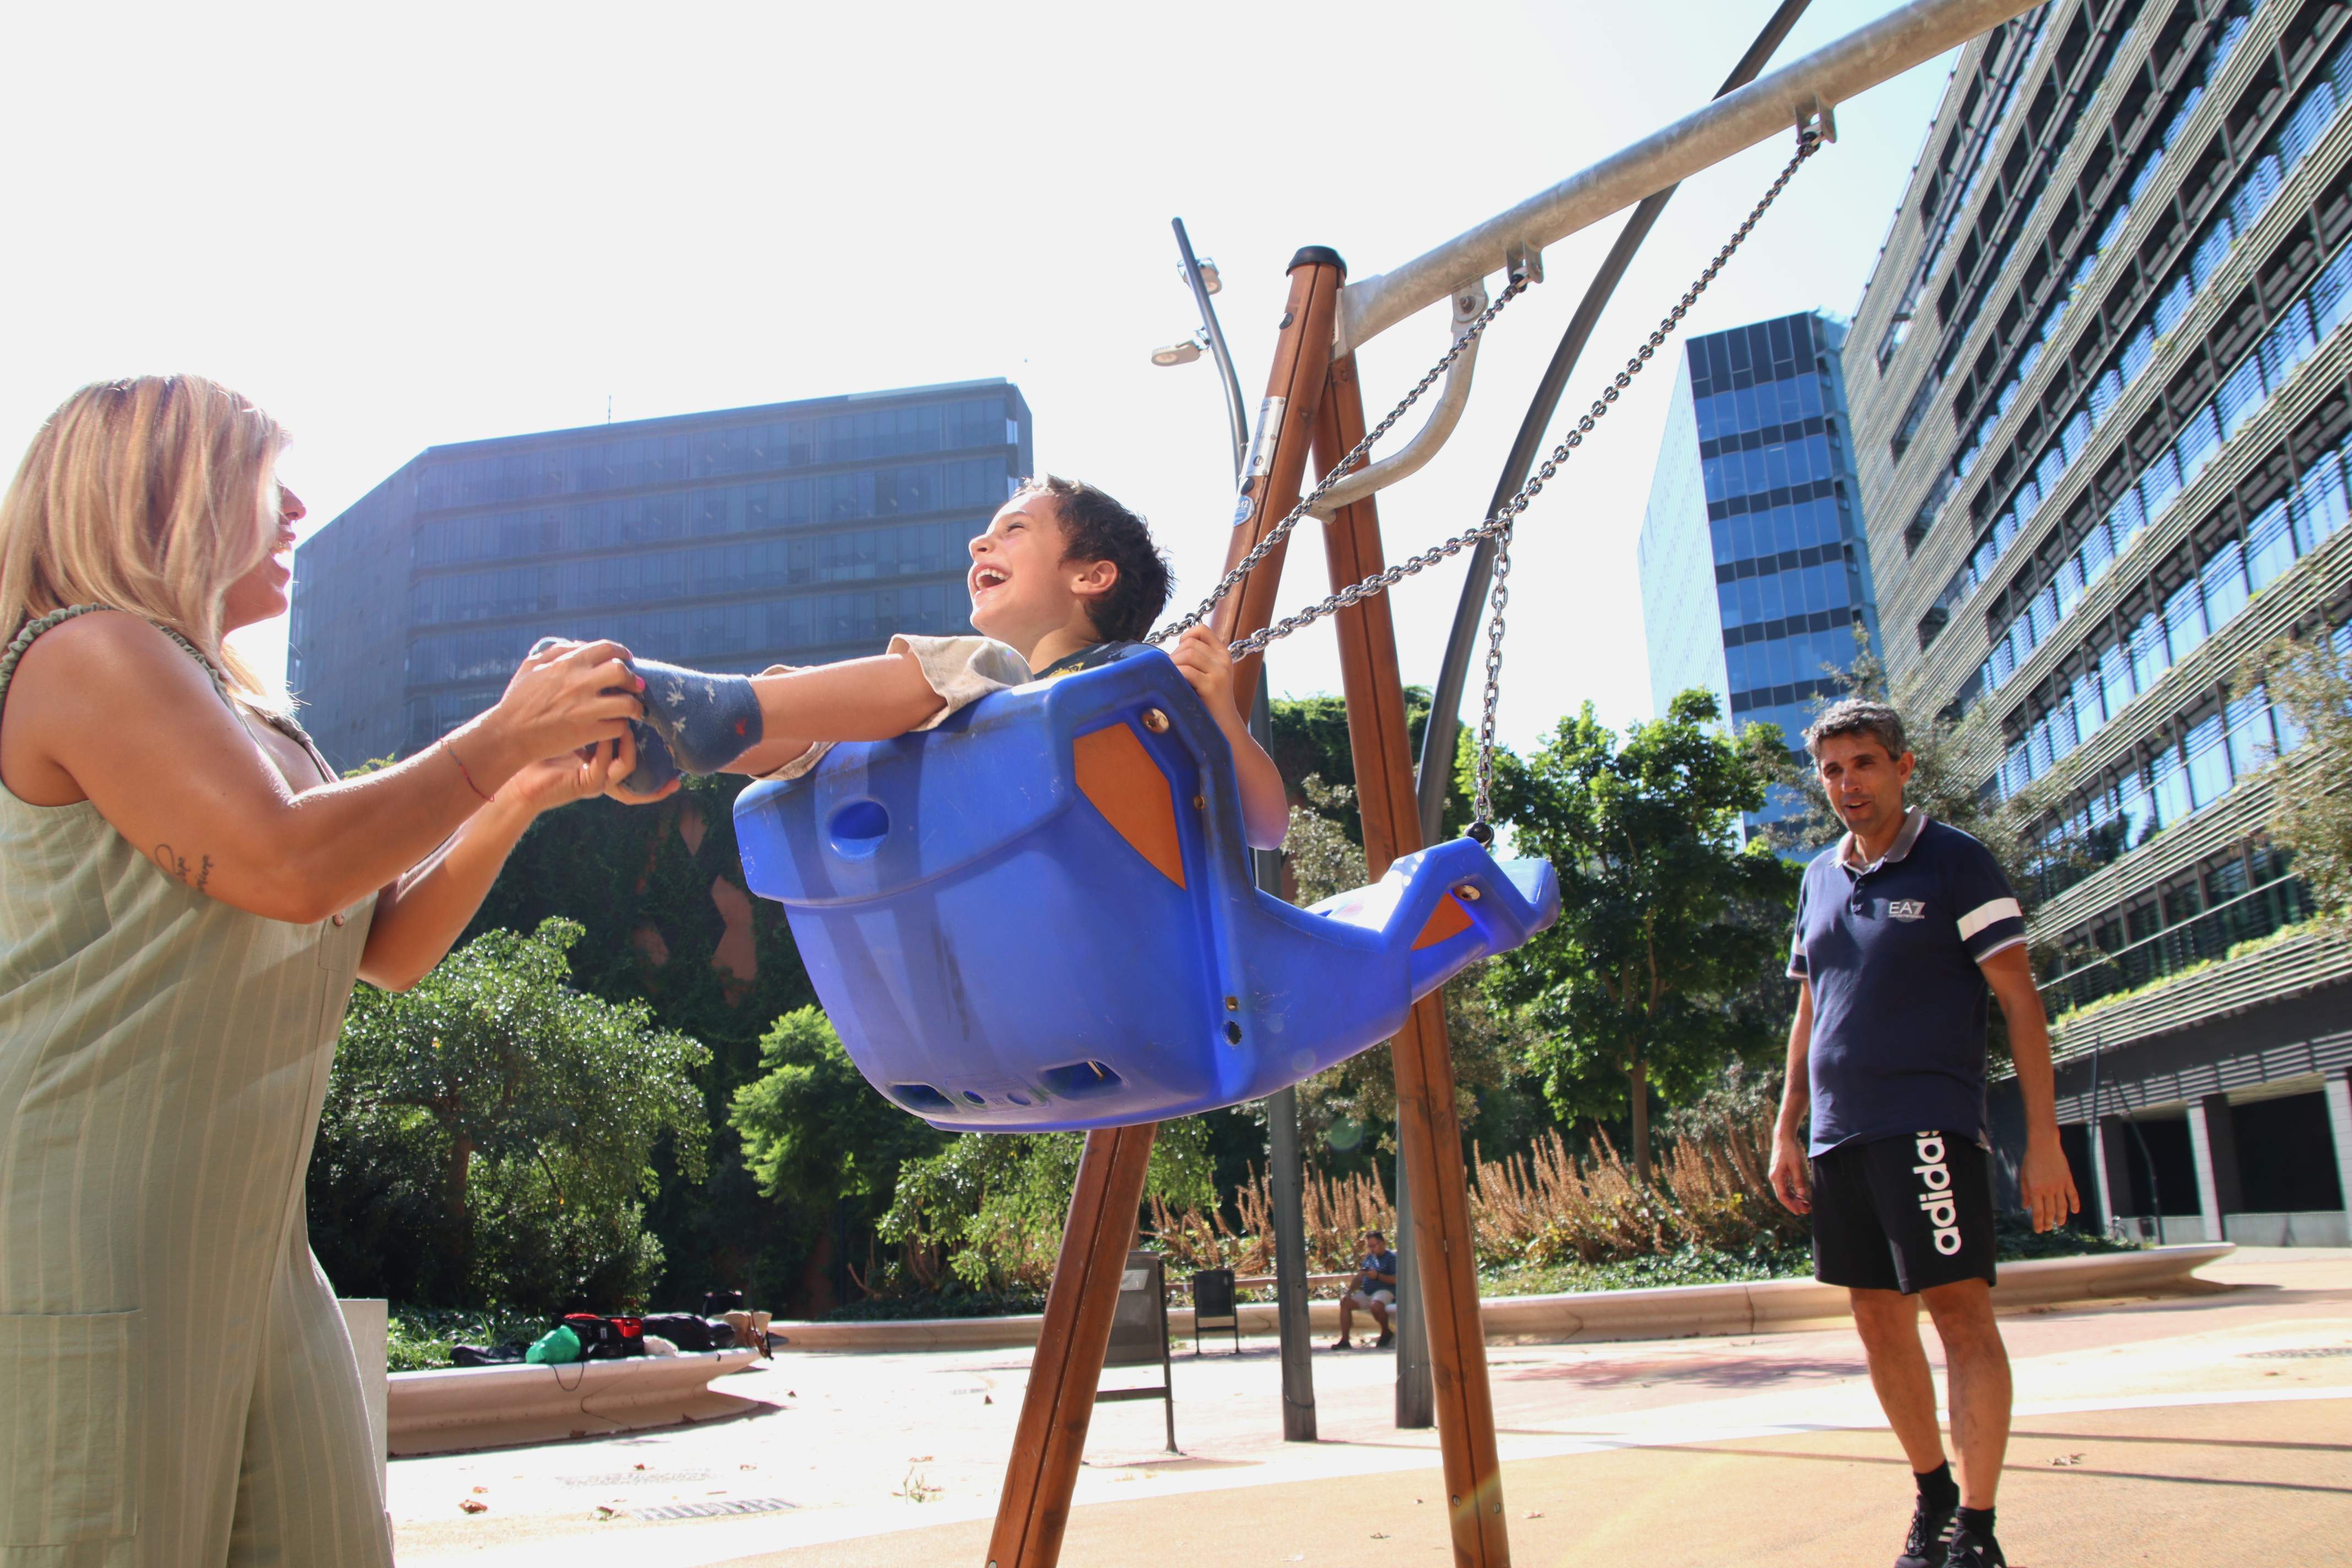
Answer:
[{"left": 0, "top": 376, "right": 650, "bottom": 1565}]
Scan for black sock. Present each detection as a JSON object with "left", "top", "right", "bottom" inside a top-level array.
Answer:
[
  {"left": 1915, "top": 1462, "right": 1959, "bottom": 1512},
  {"left": 1956, "top": 1505, "right": 1996, "bottom": 1539},
  {"left": 629, "top": 658, "right": 763, "bottom": 775}
]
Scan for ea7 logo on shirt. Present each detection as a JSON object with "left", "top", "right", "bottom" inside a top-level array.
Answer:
[
  {"left": 1913, "top": 1134, "right": 1964, "bottom": 1255},
  {"left": 1887, "top": 899, "right": 1927, "bottom": 921}
]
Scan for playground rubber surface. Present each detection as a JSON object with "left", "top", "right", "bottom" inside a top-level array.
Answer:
[{"left": 391, "top": 1247, "right": 2351, "bottom": 1566}]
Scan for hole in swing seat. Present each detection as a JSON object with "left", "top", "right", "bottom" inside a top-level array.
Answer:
[
  {"left": 961, "top": 1090, "right": 987, "bottom": 1106},
  {"left": 890, "top": 1083, "right": 954, "bottom": 1113},
  {"left": 1040, "top": 1060, "right": 1125, "bottom": 1099},
  {"left": 827, "top": 799, "right": 890, "bottom": 858}
]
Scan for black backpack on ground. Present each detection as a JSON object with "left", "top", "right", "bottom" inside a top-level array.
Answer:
[
  {"left": 559, "top": 1313, "right": 646, "bottom": 1360},
  {"left": 642, "top": 1313, "right": 737, "bottom": 1352}
]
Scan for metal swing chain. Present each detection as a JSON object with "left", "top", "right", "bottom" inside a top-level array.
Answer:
[
  {"left": 1147, "top": 124, "right": 1822, "bottom": 840},
  {"left": 1466, "top": 127, "right": 1820, "bottom": 834}
]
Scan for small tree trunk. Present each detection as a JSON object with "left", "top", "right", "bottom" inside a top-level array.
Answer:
[
  {"left": 1630, "top": 1049, "right": 1650, "bottom": 1189},
  {"left": 445, "top": 1131, "right": 475, "bottom": 1280}
]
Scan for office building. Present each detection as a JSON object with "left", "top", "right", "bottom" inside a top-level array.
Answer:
[
  {"left": 1637, "top": 311, "right": 1881, "bottom": 832},
  {"left": 290, "top": 379, "right": 1032, "bottom": 771},
  {"left": 1847, "top": 0, "right": 2352, "bottom": 1243}
]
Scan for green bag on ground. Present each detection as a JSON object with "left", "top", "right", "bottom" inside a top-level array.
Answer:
[{"left": 524, "top": 1324, "right": 584, "bottom": 1365}]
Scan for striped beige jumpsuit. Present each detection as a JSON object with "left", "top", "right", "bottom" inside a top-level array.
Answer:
[{"left": 0, "top": 608, "right": 391, "bottom": 1567}]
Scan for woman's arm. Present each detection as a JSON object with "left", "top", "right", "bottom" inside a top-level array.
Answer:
[
  {"left": 356, "top": 741, "right": 638, "bottom": 990},
  {"left": 0, "top": 613, "right": 643, "bottom": 924}
]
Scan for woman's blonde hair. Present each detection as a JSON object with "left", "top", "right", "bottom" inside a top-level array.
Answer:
[{"left": 0, "top": 375, "right": 290, "bottom": 714}]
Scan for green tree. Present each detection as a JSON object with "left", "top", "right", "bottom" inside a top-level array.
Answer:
[
  {"left": 729, "top": 1006, "right": 946, "bottom": 1264},
  {"left": 1278, "top": 775, "right": 1537, "bottom": 1162},
  {"left": 2247, "top": 628, "right": 2352, "bottom": 917},
  {"left": 308, "top": 918, "right": 711, "bottom": 1311},
  {"left": 1483, "top": 691, "right": 1798, "bottom": 1184},
  {"left": 876, "top": 1121, "right": 1214, "bottom": 1299}
]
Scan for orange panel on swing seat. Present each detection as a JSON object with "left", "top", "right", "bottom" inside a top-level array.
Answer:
[
  {"left": 733, "top": 649, "right": 1560, "bottom": 1133},
  {"left": 1074, "top": 722, "right": 1184, "bottom": 888},
  {"left": 1412, "top": 894, "right": 1474, "bottom": 950}
]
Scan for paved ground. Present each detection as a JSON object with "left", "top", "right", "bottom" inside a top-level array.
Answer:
[{"left": 391, "top": 1247, "right": 2352, "bottom": 1565}]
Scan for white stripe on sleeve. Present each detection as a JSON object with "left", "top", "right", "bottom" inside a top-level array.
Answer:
[{"left": 1956, "top": 897, "right": 2023, "bottom": 942}]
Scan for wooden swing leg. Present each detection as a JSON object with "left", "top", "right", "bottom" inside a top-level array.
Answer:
[
  {"left": 983, "top": 1121, "right": 1157, "bottom": 1568},
  {"left": 1314, "top": 355, "right": 1512, "bottom": 1568}
]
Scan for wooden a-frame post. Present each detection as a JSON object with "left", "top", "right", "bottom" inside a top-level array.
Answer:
[{"left": 984, "top": 244, "right": 1509, "bottom": 1568}]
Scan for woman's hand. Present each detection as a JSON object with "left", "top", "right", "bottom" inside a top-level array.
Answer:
[
  {"left": 497, "top": 736, "right": 644, "bottom": 817},
  {"left": 469, "top": 639, "right": 646, "bottom": 781}
]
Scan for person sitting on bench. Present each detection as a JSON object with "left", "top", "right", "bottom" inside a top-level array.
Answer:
[{"left": 1330, "top": 1229, "right": 1397, "bottom": 1350}]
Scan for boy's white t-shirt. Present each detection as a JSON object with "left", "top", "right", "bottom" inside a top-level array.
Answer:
[{"left": 749, "top": 633, "right": 1037, "bottom": 781}]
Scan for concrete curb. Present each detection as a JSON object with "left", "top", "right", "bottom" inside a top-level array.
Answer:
[
  {"left": 386, "top": 1347, "right": 763, "bottom": 1456},
  {"left": 768, "top": 1244, "right": 2236, "bottom": 1352}
]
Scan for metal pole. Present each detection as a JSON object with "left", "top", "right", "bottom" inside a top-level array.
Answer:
[
  {"left": 1335, "top": 0, "right": 2036, "bottom": 356},
  {"left": 1254, "top": 671, "right": 1318, "bottom": 1442},
  {"left": 1177, "top": 222, "right": 1314, "bottom": 1436},
  {"left": 1175, "top": 217, "right": 1250, "bottom": 483},
  {"left": 1392, "top": 1135, "right": 1433, "bottom": 1427},
  {"left": 1413, "top": 0, "right": 1816, "bottom": 848}
]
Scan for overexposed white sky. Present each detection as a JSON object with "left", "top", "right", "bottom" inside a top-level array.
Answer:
[{"left": 0, "top": 0, "right": 1954, "bottom": 752}]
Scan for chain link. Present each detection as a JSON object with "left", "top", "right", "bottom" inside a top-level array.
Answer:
[{"left": 1157, "top": 127, "right": 1823, "bottom": 837}]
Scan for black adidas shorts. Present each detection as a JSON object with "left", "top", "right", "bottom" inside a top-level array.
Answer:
[{"left": 1809, "top": 1131, "right": 1997, "bottom": 1295}]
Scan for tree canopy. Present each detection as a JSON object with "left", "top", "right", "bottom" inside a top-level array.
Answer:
[
  {"left": 309, "top": 918, "right": 710, "bottom": 1311},
  {"left": 1482, "top": 690, "right": 1798, "bottom": 1182}
]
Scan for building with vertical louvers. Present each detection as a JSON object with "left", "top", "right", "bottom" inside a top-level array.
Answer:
[{"left": 1845, "top": 0, "right": 2352, "bottom": 1245}]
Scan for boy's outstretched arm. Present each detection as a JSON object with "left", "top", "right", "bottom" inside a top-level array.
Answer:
[
  {"left": 724, "top": 649, "right": 948, "bottom": 775},
  {"left": 1168, "top": 627, "right": 1290, "bottom": 850}
]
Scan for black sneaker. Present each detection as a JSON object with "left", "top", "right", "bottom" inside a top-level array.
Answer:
[
  {"left": 1942, "top": 1522, "right": 2005, "bottom": 1568},
  {"left": 1895, "top": 1498, "right": 1955, "bottom": 1568},
  {"left": 1374, "top": 1329, "right": 1395, "bottom": 1349},
  {"left": 1325, "top": 1338, "right": 1353, "bottom": 1351}
]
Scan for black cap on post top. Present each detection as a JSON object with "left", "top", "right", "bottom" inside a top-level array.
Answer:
[{"left": 1287, "top": 246, "right": 1346, "bottom": 276}]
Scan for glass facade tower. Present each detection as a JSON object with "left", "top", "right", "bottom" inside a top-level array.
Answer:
[
  {"left": 1638, "top": 311, "right": 1880, "bottom": 829},
  {"left": 289, "top": 379, "right": 1032, "bottom": 772},
  {"left": 1847, "top": 0, "right": 2352, "bottom": 1240}
]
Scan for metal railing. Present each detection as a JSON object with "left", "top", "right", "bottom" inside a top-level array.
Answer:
[{"left": 2040, "top": 875, "right": 2316, "bottom": 1022}]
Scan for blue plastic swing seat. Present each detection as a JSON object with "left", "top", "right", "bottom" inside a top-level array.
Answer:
[{"left": 733, "top": 647, "right": 1560, "bottom": 1133}]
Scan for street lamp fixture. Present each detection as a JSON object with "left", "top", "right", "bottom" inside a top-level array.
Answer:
[
  {"left": 1181, "top": 258, "right": 1223, "bottom": 296},
  {"left": 1150, "top": 333, "right": 1207, "bottom": 368}
]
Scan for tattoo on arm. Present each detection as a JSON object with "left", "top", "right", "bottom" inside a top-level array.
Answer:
[{"left": 153, "top": 845, "right": 215, "bottom": 894}]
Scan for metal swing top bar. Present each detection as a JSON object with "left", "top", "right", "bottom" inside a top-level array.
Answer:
[{"left": 1335, "top": 0, "right": 2042, "bottom": 360}]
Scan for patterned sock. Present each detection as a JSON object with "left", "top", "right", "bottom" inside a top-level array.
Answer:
[
  {"left": 622, "top": 722, "right": 679, "bottom": 796},
  {"left": 629, "top": 658, "right": 764, "bottom": 775},
  {"left": 1916, "top": 1462, "right": 1959, "bottom": 1513}
]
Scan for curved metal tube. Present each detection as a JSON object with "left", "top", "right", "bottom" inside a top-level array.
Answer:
[{"left": 1309, "top": 281, "right": 1489, "bottom": 519}]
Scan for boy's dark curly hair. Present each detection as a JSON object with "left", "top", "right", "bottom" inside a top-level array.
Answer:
[{"left": 1015, "top": 475, "right": 1172, "bottom": 643}]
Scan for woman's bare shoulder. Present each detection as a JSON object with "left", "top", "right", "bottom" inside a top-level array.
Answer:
[{"left": 13, "top": 609, "right": 209, "bottom": 690}]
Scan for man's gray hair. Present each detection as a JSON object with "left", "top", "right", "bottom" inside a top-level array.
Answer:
[{"left": 1803, "top": 698, "right": 1908, "bottom": 760}]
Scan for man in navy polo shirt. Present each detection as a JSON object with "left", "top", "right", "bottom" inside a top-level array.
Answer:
[{"left": 1768, "top": 700, "right": 2078, "bottom": 1568}]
